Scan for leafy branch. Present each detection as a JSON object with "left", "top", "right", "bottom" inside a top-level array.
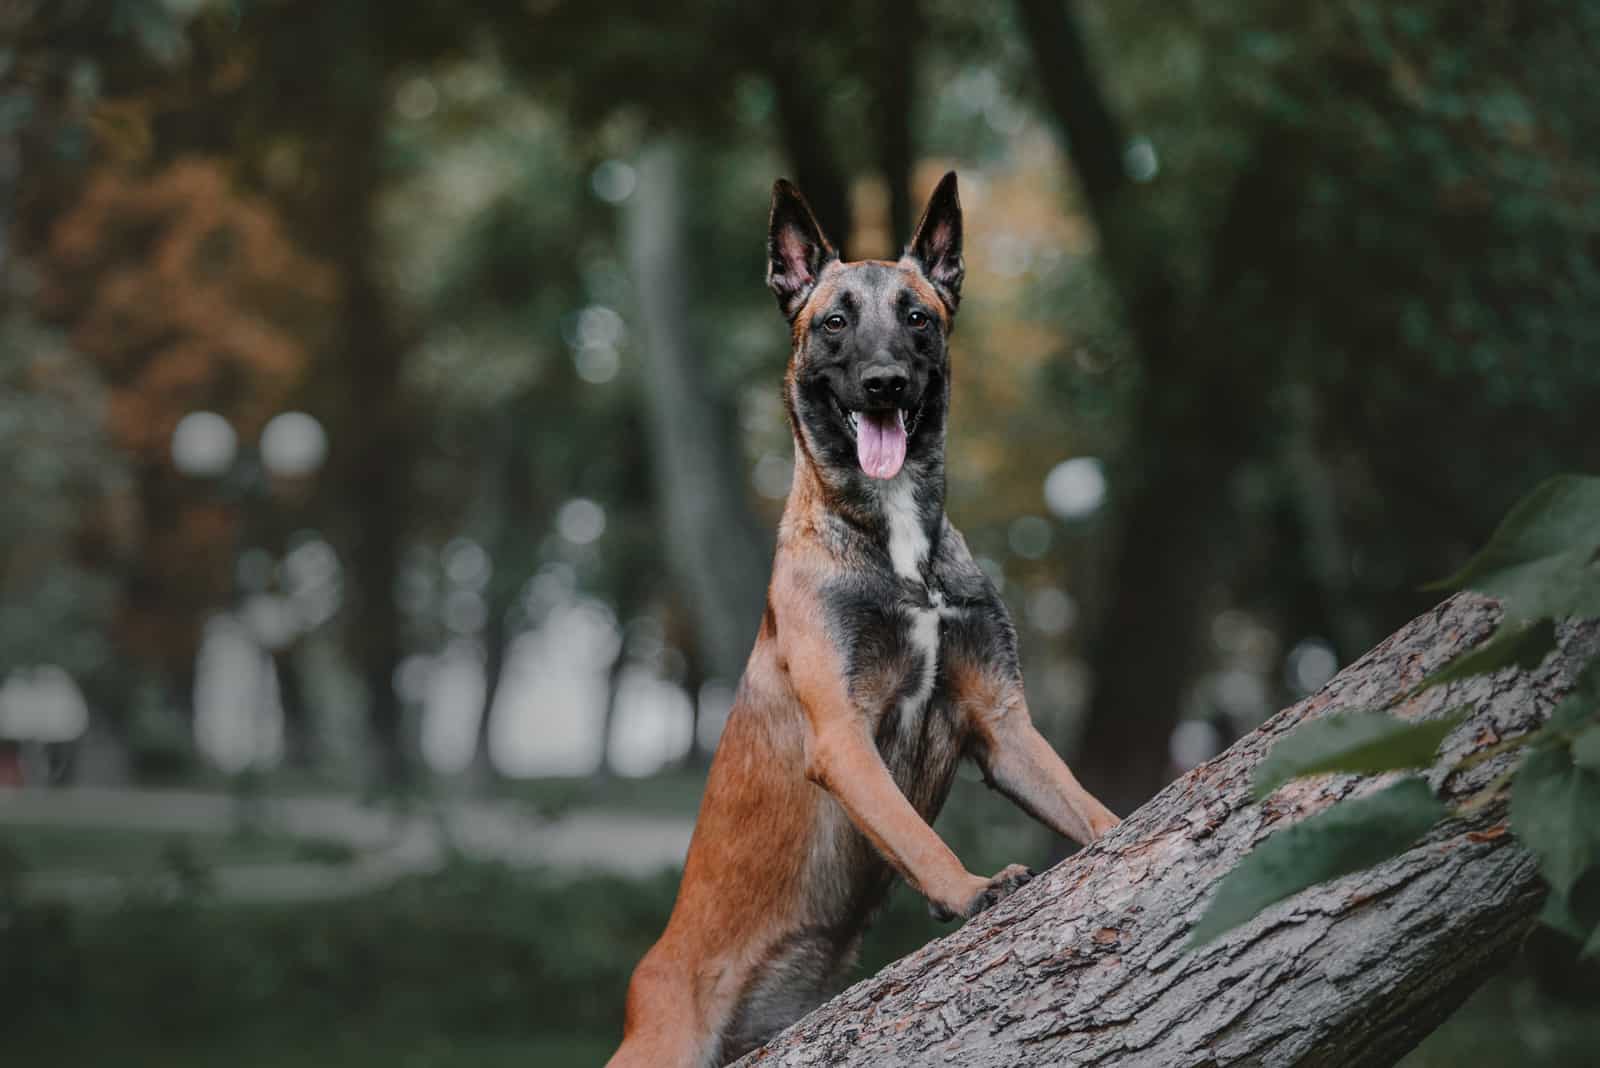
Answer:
[{"left": 1192, "top": 475, "right": 1600, "bottom": 953}]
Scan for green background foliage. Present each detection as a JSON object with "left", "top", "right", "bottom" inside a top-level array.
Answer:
[{"left": 3, "top": 0, "right": 1599, "bottom": 1063}]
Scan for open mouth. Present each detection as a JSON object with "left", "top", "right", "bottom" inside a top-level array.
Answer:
[{"left": 834, "top": 396, "right": 923, "bottom": 480}]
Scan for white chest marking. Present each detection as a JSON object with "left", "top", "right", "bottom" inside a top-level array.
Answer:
[
  {"left": 900, "top": 601, "right": 941, "bottom": 720},
  {"left": 882, "top": 475, "right": 930, "bottom": 580},
  {"left": 881, "top": 475, "right": 942, "bottom": 718}
]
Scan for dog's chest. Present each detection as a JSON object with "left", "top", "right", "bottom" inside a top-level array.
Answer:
[{"left": 881, "top": 480, "right": 942, "bottom": 718}]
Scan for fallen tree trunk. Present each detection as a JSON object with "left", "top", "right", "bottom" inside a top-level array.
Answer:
[{"left": 738, "top": 595, "right": 1599, "bottom": 1067}]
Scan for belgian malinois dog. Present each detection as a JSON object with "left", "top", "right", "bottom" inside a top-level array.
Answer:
[{"left": 608, "top": 173, "right": 1120, "bottom": 1068}]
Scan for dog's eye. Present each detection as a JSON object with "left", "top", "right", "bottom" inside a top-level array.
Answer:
[
  {"left": 907, "top": 309, "right": 930, "bottom": 329},
  {"left": 823, "top": 313, "right": 848, "bottom": 332}
]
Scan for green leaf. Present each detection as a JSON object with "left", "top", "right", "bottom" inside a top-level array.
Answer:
[
  {"left": 1189, "top": 778, "right": 1445, "bottom": 948},
  {"left": 1253, "top": 710, "right": 1466, "bottom": 800},
  {"left": 1548, "top": 659, "right": 1600, "bottom": 735},
  {"left": 1574, "top": 726, "right": 1600, "bottom": 772},
  {"left": 1412, "top": 619, "right": 1557, "bottom": 694},
  {"left": 1509, "top": 746, "right": 1600, "bottom": 896},
  {"left": 1585, "top": 922, "right": 1600, "bottom": 960},
  {"left": 1425, "top": 475, "right": 1600, "bottom": 620}
]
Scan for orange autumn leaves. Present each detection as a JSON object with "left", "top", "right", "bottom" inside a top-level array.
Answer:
[
  {"left": 44, "top": 158, "right": 335, "bottom": 460},
  {"left": 39, "top": 158, "right": 335, "bottom": 669}
]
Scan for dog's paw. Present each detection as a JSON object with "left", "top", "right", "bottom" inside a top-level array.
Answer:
[
  {"left": 1089, "top": 810, "right": 1122, "bottom": 840},
  {"left": 960, "top": 864, "right": 1036, "bottom": 920}
]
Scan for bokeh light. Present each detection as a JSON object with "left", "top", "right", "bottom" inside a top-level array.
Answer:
[
  {"left": 1044, "top": 456, "right": 1107, "bottom": 521},
  {"left": 170, "top": 411, "right": 238, "bottom": 477},
  {"left": 260, "top": 411, "right": 328, "bottom": 479}
]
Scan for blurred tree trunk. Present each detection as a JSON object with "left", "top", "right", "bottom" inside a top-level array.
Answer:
[
  {"left": 739, "top": 595, "right": 1592, "bottom": 1067},
  {"left": 1016, "top": 0, "right": 1199, "bottom": 817},
  {"left": 470, "top": 420, "right": 540, "bottom": 788},
  {"left": 470, "top": 602, "right": 508, "bottom": 785},
  {"left": 319, "top": 7, "right": 413, "bottom": 789},
  {"left": 678, "top": 642, "right": 709, "bottom": 769},
  {"left": 869, "top": 0, "right": 919, "bottom": 253},
  {"left": 595, "top": 649, "right": 628, "bottom": 781},
  {"left": 763, "top": 51, "right": 855, "bottom": 256},
  {"left": 274, "top": 646, "right": 315, "bottom": 770},
  {"left": 623, "top": 138, "right": 771, "bottom": 687},
  {"left": 1016, "top": 0, "right": 1301, "bottom": 821}
]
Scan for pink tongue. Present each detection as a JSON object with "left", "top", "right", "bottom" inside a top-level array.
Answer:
[{"left": 857, "top": 409, "right": 907, "bottom": 480}]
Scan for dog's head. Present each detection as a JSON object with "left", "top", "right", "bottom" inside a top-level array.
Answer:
[{"left": 768, "top": 172, "right": 964, "bottom": 484}]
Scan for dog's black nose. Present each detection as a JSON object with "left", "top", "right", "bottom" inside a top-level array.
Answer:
[{"left": 861, "top": 367, "right": 908, "bottom": 401}]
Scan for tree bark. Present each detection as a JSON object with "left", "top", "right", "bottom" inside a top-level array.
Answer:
[{"left": 736, "top": 594, "right": 1598, "bottom": 1067}]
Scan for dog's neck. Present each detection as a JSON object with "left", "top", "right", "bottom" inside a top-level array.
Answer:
[{"left": 783, "top": 419, "right": 948, "bottom": 581}]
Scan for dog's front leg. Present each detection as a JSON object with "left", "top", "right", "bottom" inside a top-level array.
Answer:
[
  {"left": 964, "top": 680, "right": 1121, "bottom": 847},
  {"left": 781, "top": 607, "right": 1030, "bottom": 920},
  {"left": 805, "top": 715, "right": 1033, "bottom": 920}
]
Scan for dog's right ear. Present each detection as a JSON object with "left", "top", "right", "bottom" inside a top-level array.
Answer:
[{"left": 767, "top": 179, "right": 837, "bottom": 321}]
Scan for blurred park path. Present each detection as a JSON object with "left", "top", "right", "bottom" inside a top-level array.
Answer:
[{"left": 0, "top": 787, "right": 693, "bottom": 904}]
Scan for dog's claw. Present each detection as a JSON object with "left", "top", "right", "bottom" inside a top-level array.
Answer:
[{"left": 961, "top": 863, "right": 1035, "bottom": 920}]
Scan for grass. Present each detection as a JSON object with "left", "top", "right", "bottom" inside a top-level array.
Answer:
[
  {"left": 3, "top": 824, "right": 356, "bottom": 875},
  {"left": 6, "top": 772, "right": 1596, "bottom": 1066},
  {"left": 46, "top": 1036, "right": 615, "bottom": 1068},
  {"left": 490, "top": 767, "right": 710, "bottom": 820},
  {"left": 1, "top": 860, "right": 678, "bottom": 1061}
]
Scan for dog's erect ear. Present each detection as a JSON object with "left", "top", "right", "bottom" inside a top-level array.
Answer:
[
  {"left": 768, "top": 179, "right": 837, "bottom": 321},
  {"left": 906, "top": 171, "right": 964, "bottom": 313}
]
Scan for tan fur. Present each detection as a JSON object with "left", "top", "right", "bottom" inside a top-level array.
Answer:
[{"left": 610, "top": 241, "right": 1116, "bottom": 1068}]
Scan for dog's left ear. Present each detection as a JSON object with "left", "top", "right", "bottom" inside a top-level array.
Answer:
[
  {"left": 768, "top": 179, "right": 837, "bottom": 321},
  {"left": 906, "top": 171, "right": 964, "bottom": 313}
]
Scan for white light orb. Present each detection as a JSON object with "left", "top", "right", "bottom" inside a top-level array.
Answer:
[
  {"left": 752, "top": 451, "right": 793, "bottom": 499},
  {"left": 558, "top": 498, "right": 607, "bottom": 545},
  {"left": 260, "top": 411, "right": 328, "bottom": 479},
  {"left": 575, "top": 344, "right": 621, "bottom": 384},
  {"left": 0, "top": 666, "right": 89, "bottom": 742},
  {"left": 1044, "top": 456, "right": 1107, "bottom": 521},
  {"left": 443, "top": 537, "right": 491, "bottom": 590},
  {"left": 1286, "top": 637, "right": 1339, "bottom": 696},
  {"left": 575, "top": 305, "right": 626, "bottom": 349},
  {"left": 171, "top": 411, "right": 237, "bottom": 478},
  {"left": 591, "top": 160, "right": 638, "bottom": 204},
  {"left": 242, "top": 593, "right": 299, "bottom": 651},
  {"left": 1169, "top": 719, "right": 1222, "bottom": 772},
  {"left": 1124, "top": 136, "right": 1160, "bottom": 183}
]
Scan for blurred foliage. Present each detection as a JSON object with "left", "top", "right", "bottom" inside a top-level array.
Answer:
[
  {"left": 3, "top": 0, "right": 1600, "bottom": 1061},
  {"left": 1075, "top": 0, "right": 1600, "bottom": 636},
  {"left": 36, "top": 158, "right": 334, "bottom": 669},
  {"left": 0, "top": 861, "right": 677, "bottom": 1051},
  {"left": 0, "top": 312, "right": 123, "bottom": 676}
]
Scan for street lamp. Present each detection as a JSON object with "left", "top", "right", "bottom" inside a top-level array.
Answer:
[
  {"left": 170, "top": 411, "right": 239, "bottom": 479},
  {"left": 171, "top": 409, "right": 329, "bottom": 771}
]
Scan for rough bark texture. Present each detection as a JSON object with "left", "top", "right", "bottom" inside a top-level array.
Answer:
[{"left": 737, "top": 595, "right": 1598, "bottom": 1067}]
